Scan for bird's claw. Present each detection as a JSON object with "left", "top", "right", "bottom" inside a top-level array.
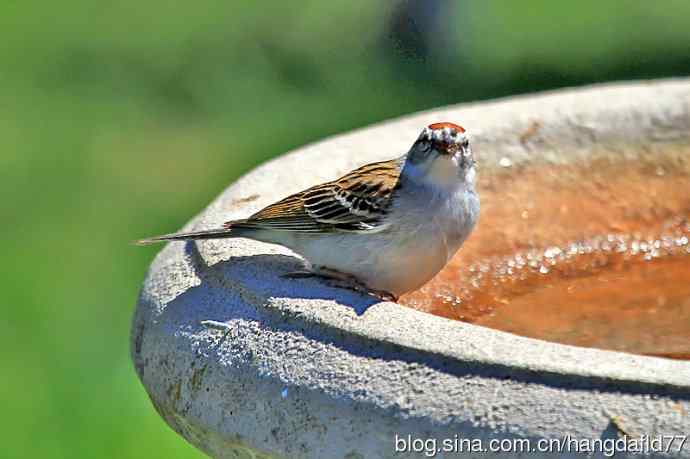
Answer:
[
  {"left": 318, "top": 269, "right": 398, "bottom": 303},
  {"left": 368, "top": 289, "right": 398, "bottom": 302},
  {"left": 281, "top": 267, "right": 398, "bottom": 303}
]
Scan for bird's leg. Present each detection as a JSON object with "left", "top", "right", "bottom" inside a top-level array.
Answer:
[
  {"left": 315, "top": 267, "right": 399, "bottom": 302},
  {"left": 281, "top": 267, "right": 398, "bottom": 302}
]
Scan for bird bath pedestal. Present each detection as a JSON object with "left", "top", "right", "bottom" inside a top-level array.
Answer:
[{"left": 132, "top": 80, "right": 690, "bottom": 458}]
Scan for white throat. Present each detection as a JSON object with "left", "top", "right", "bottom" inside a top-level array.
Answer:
[{"left": 403, "top": 155, "right": 472, "bottom": 191}]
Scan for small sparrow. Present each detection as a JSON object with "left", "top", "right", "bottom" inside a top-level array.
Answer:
[{"left": 139, "top": 122, "right": 479, "bottom": 301}]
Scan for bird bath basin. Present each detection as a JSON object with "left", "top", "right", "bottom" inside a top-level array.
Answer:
[
  {"left": 403, "top": 155, "right": 690, "bottom": 359},
  {"left": 132, "top": 80, "right": 690, "bottom": 459}
]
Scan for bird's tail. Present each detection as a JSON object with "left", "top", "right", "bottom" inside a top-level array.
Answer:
[{"left": 136, "top": 227, "right": 234, "bottom": 245}]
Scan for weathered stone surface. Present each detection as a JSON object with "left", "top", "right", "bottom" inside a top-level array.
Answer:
[{"left": 132, "top": 79, "right": 690, "bottom": 458}]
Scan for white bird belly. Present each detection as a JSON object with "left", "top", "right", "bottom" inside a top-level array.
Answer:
[
  {"left": 292, "top": 188, "right": 479, "bottom": 296},
  {"left": 292, "top": 232, "right": 442, "bottom": 296}
]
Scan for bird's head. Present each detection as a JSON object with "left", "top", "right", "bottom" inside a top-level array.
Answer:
[{"left": 404, "top": 122, "right": 475, "bottom": 189}]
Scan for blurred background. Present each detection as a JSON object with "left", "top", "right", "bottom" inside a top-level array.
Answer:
[{"left": 1, "top": 1, "right": 689, "bottom": 457}]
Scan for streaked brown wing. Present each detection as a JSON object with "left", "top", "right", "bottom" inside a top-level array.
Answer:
[
  {"left": 225, "top": 158, "right": 403, "bottom": 233},
  {"left": 227, "top": 191, "right": 325, "bottom": 232},
  {"left": 303, "top": 159, "right": 402, "bottom": 227}
]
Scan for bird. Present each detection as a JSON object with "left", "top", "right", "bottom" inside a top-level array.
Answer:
[{"left": 138, "top": 122, "right": 480, "bottom": 302}]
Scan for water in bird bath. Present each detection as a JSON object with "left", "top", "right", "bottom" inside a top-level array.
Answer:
[{"left": 401, "top": 150, "right": 690, "bottom": 359}]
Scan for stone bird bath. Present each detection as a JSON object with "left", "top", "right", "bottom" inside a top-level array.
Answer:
[{"left": 132, "top": 79, "right": 690, "bottom": 458}]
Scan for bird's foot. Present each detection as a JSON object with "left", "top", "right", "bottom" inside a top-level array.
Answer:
[
  {"left": 281, "top": 267, "right": 398, "bottom": 302},
  {"left": 367, "top": 288, "right": 399, "bottom": 303},
  {"left": 316, "top": 267, "right": 398, "bottom": 303}
]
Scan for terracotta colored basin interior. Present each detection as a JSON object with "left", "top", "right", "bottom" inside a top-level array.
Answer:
[{"left": 401, "top": 146, "right": 690, "bottom": 360}]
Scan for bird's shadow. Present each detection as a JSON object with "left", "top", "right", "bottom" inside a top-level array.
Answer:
[{"left": 182, "top": 240, "right": 380, "bottom": 316}]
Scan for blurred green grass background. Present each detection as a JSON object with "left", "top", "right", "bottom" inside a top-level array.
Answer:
[{"left": 1, "top": 1, "right": 688, "bottom": 457}]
